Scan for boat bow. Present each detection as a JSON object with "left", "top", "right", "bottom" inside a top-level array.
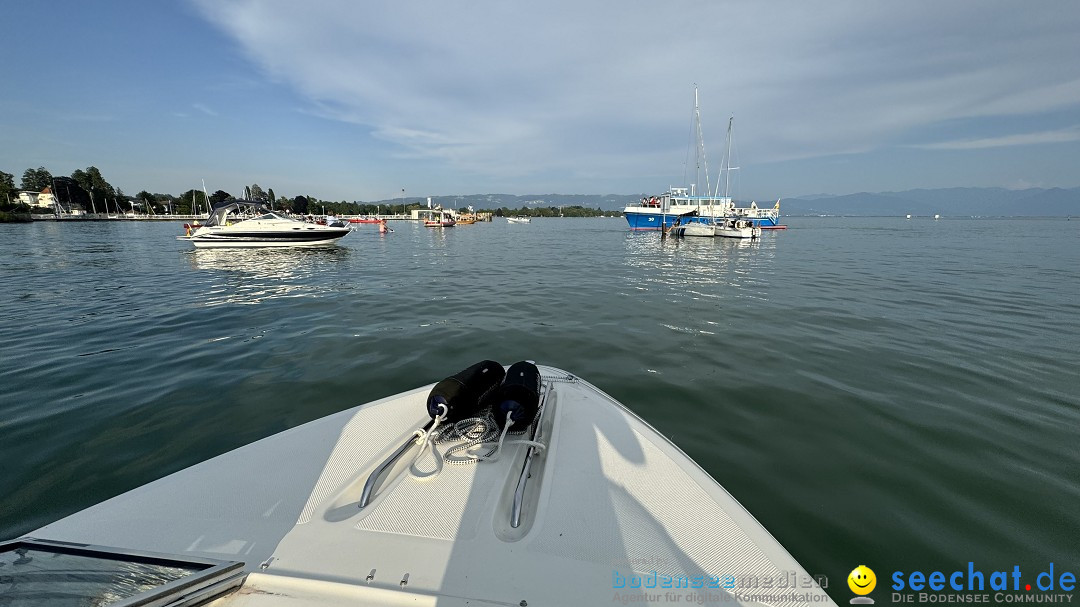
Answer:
[{"left": 27, "top": 366, "right": 833, "bottom": 606}]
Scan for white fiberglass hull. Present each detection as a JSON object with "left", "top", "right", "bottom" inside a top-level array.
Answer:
[
  {"left": 715, "top": 225, "right": 761, "bottom": 239},
  {"left": 180, "top": 235, "right": 348, "bottom": 248},
  {"left": 27, "top": 366, "right": 834, "bottom": 607},
  {"left": 179, "top": 223, "right": 350, "bottom": 248},
  {"left": 676, "top": 222, "right": 717, "bottom": 237}
]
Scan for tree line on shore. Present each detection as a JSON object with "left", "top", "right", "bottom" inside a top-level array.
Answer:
[
  {"left": 0, "top": 165, "right": 364, "bottom": 216},
  {"left": 1, "top": 165, "right": 620, "bottom": 219}
]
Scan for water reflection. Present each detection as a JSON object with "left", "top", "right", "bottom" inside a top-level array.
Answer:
[
  {"left": 622, "top": 232, "right": 778, "bottom": 302},
  {"left": 185, "top": 247, "right": 350, "bottom": 306}
]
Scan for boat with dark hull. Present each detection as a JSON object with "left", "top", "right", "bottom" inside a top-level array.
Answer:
[{"left": 178, "top": 201, "right": 350, "bottom": 248}]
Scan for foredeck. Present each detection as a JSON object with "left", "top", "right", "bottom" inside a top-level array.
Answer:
[{"left": 29, "top": 367, "right": 833, "bottom": 607}]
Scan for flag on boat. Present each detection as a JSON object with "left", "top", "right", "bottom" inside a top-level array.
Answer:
[{"left": 775, "top": 199, "right": 781, "bottom": 209}]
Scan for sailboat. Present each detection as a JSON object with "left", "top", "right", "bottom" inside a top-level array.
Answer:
[
  {"left": 669, "top": 117, "right": 762, "bottom": 240},
  {"left": 711, "top": 118, "right": 761, "bottom": 239},
  {"left": 625, "top": 87, "right": 781, "bottom": 231}
]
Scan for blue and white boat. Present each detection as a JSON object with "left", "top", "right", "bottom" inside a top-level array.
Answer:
[
  {"left": 624, "top": 190, "right": 781, "bottom": 230},
  {"left": 624, "top": 91, "right": 781, "bottom": 230}
]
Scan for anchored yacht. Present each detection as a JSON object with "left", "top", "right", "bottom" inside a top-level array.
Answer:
[{"left": 178, "top": 200, "right": 350, "bottom": 248}]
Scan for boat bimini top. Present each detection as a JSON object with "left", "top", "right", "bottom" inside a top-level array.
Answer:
[{"left": 202, "top": 200, "right": 279, "bottom": 227}]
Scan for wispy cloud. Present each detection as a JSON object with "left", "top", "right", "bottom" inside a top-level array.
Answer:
[
  {"left": 192, "top": 103, "right": 218, "bottom": 117},
  {"left": 914, "top": 126, "right": 1080, "bottom": 150},
  {"left": 189, "top": 0, "right": 1080, "bottom": 192}
]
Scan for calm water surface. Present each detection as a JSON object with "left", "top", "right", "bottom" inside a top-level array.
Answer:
[{"left": 1, "top": 216, "right": 1078, "bottom": 599}]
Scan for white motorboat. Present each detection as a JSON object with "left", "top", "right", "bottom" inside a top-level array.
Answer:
[
  {"left": 507, "top": 216, "right": 531, "bottom": 223},
  {"left": 10, "top": 362, "right": 834, "bottom": 607},
  {"left": 178, "top": 201, "right": 350, "bottom": 248},
  {"left": 715, "top": 217, "right": 762, "bottom": 239}
]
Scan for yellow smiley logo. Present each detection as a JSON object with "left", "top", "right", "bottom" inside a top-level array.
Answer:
[{"left": 848, "top": 565, "right": 877, "bottom": 595}]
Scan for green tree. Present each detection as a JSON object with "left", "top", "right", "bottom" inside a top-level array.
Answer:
[
  {"left": 71, "top": 169, "right": 88, "bottom": 191},
  {"left": 248, "top": 183, "right": 265, "bottom": 201},
  {"left": 51, "top": 177, "right": 89, "bottom": 212},
  {"left": 267, "top": 188, "right": 275, "bottom": 205},
  {"left": 292, "top": 195, "right": 309, "bottom": 214},
  {"left": 21, "top": 167, "right": 53, "bottom": 192},
  {"left": 71, "top": 167, "right": 117, "bottom": 214},
  {"left": 0, "top": 170, "right": 16, "bottom": 204},
  {"left": 176, "top": 189, "right": 200, "bottom": 215},
  {"left": 154, "top": 193, "right": 177, "bottom": 214},
  {"left": 135, "top": 190, "right": 163, "bottom": 213},
  {"left": 209, "top": 190, "right": 231, "bottom": 206},
  {"left": 70, "top": 166, "right": 115, "bottom": 197}
]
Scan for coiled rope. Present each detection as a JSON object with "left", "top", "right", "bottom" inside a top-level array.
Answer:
[{"left": 409, "top": 407, "right": 546, "bottom": 479}]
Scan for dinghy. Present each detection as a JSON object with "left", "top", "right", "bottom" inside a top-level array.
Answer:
[{"left": 8, "top": 362, "right": 834, "bottom": 606}]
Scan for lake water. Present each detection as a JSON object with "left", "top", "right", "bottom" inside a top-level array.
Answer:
[{"left": 1, "top": 216, "right": 1078, "bottom": 599}]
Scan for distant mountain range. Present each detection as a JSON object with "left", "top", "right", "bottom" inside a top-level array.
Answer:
[
  {"left": 783, "top": 186, "right": 1080, "bottom": 216},
  {"left": 368, "top": 187, "right": 1079, "bottom": 216}
]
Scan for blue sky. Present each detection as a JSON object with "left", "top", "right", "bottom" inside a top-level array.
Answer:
[{"left": 3, "top": 1, "right": 1080, "bottom": 202}]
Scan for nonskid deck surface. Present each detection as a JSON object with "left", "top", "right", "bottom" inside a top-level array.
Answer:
[{"left": 29, "top": 366, "right": 833, "bottom": 606}]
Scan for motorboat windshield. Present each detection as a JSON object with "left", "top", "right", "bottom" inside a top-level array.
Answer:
[
  {"left": 0, "top": 538, "right": 243, "bottom": 606},
  {"left": 203, "top": 200, "right": 275, "bottom": 227}
]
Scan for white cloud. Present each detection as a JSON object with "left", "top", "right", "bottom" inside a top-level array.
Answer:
[
  {"left": 913, "top": 126, "right": 1080, "bottom": 150},
  {"left": 190, "top": 0, "right": 1080, "bottom": 192}
]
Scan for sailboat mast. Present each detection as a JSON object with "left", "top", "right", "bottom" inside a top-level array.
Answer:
[
  {"left": 724, "top": 117, "right": 732, "bottom": 200},
  {"left": 693, "top": 87, "right": 711, "bottom": 200}
]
